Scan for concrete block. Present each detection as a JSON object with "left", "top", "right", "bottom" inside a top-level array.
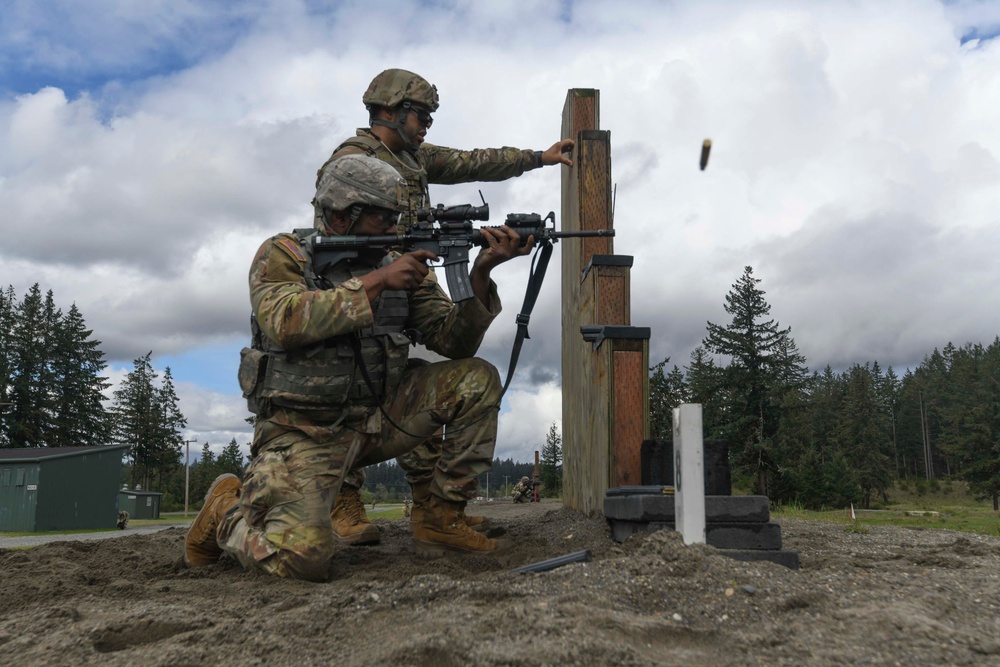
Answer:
[
  {"left": 604, "top": 494, "right": 770, "bottom": 523},
  {"left": 718, "top": 549, "right": 800, "bottom": 570},
  {"left": 608, "top": 519, "right": 784, "bottom": 550}
]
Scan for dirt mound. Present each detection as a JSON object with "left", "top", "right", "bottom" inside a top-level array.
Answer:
[{"left": 2, "top": 500, "right": 999, "bottom": 666}]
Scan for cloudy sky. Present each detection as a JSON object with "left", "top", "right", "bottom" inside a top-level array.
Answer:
[{"left": 2, "top": 0, "right": 999, "bottom": 465}]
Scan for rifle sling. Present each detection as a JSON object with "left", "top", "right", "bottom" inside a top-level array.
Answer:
[
  {"left": 348, "top": 240, "right": 554, "bottom": 439},
  {"left": 501, "top": 240, "right": 554, "bottom": 395}
]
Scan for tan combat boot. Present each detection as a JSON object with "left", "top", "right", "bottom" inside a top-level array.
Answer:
[
  {"left": 408, "top": 480, "right": 431, "bottom": 533},
  {"left": 409, "top": 481, "right": 489, "bottom": 533},
  {"left": 184, "top": 473, "right": 242, "bottom": 567},
  {"left": 457, "top": 501, "right": 490, "bottom": 533},
  {"left": 331, "top": 485, "right": 381, "bottom": 545},
  {"left": 412, "top": 495, "right": 500, "bottom": 556}
]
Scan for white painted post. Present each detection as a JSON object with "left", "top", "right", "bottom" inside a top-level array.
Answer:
[{"left": 673, "top": 404, "right": 706, "bottom": 545}]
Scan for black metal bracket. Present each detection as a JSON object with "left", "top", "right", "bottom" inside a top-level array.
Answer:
[{"left": 580, "top": 325, "right": 651, "bottom": 350}]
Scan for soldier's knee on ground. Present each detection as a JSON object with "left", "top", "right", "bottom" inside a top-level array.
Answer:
[{"left": 269, "top": 530, "right": 336, "bottom": 582}]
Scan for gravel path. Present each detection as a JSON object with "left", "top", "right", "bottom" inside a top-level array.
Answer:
[{"left": 0, "top": 522, "right": 191, "bottom": 549}]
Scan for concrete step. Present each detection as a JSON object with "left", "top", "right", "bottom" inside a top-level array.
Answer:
[
  {"left": 604, "top": 493, "right": 770, "bottom": 524},
  {"left": 609, "top": 519, "right": 784, "bottom": 551}
]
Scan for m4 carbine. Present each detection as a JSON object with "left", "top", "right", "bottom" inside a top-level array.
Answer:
[{"left": 310, "top": 203, "right": 615, "bottom": 302}]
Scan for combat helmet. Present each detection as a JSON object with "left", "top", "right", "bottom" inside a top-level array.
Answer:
[
  {"left": 521, "top": 476, "right": 530, "bottom": 483},
  {"left": 314, "top": 154, "right": 406, "bottom": 232},
  {"left": 363, "top": 68, "right": 440, "bottom": 112},
  {"left": 364, "top": 69, "right": 439, "bottom": 152}
]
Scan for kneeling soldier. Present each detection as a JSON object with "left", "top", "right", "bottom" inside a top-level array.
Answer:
[{"left": 185, "top": 154, "right": 532, "bottom": 580}]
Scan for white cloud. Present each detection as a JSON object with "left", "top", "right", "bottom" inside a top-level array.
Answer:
[{"left": 3, "top": 0, "right": 1000, "bottom": 462}]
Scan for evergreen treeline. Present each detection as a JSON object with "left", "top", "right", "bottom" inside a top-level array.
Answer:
[
  {"left": 0, "top": 284, "right": 111, "bottom": 448},
  {"left": 1, "top": 284, "right": 189, "bottom": 495},
  {"left": 650, "top": 266, "right": 1000, "bottom": 511},
  {"left": 351, "top": 458, "right": 537, "bottom": 502}
]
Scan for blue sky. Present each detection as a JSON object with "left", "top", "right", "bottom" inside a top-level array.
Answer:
[{"left": 3, "top": 0, "right": 1000, "bottom": 463}]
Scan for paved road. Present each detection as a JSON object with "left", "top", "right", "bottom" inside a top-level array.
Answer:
[
  {"left": 0, "top": 522, "right": 191, "bottom": 549},
  {"left": 1, "top": 505, "right": 406, "bottom": 549}
]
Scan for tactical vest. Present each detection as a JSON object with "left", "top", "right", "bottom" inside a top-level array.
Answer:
[
  {"left": 239, "top": 231, "right": 411, "bottom": 420},
  {"left": 314, "top": 132, "right": 430, "bottom": 230}
]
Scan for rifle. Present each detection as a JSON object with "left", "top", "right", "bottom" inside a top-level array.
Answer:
[
  {"left": 311, "top": 202, "right": 614, "bottom": 402},
  {"left": 310, "top": 203, "right": 615, "bottom": 303}
]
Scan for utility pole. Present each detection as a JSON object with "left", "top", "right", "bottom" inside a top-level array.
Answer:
[
  {"left": 485, "top": 473, "right": 489, "bottom": 501},
  {"left": 503, "top": 475, "right": 509, "bottom": 498},
  {"left": 183, "top": 439, "right": 198, "bottom": 517}
]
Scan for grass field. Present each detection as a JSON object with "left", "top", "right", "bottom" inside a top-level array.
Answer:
[
  {"left": 5, "top": 485, "right": 998, "bottom": 538},
  {"left": 772, "top": 480, "right": 1000, "bottom": 537}
]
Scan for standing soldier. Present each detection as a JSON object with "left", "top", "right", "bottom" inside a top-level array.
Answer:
[{"left": 317, "top": 68, "right": 574, "bottom": 545}]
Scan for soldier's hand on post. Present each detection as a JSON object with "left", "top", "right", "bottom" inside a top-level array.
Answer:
[{"left": 541, "top": 139, "right": 575, "bottom": 167}]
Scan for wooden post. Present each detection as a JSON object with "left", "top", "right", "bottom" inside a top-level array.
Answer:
[
  {"left": 673, "top": 404, "right": 706, "bottom": 545},
  {"left": 561, "top": 89, "right": 649, "bottom": 513}
]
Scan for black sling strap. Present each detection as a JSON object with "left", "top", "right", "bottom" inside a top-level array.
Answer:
[
  {"left": 500, "top": 240, "right": 554, "bottom": 394},
  {"left": 350, "top": 239, "right": 555, "bottom": 437}
]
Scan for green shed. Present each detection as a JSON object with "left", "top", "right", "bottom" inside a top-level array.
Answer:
[
  {"left": 0, "top": 445, "right": 129, "bottom": 532},
  {"left": 117, "top": 487, "right": 163, "bottom": 520}
]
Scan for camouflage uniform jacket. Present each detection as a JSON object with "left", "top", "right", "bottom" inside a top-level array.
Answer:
[
  {"left": 314, "top": 129, "right": 541, "bottom": 226},
  {"left": 246, "top": 231, "right": 501, "bottom": 439}
]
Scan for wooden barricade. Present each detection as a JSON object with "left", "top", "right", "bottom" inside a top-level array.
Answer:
[{"left": 561, "top": 89, "right": 650, "bottom": 514}]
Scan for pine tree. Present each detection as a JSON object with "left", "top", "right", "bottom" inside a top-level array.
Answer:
[
  {"left": 948, "top": 340, "right": 1000, "bottom": 508},
  {"left": 0, "top": 286, "right": 17, "bottom": 447},
  {"left": 190, "top": 442, "right": 219, "bottom": 501},
  {"left": 685, "top": 346, "right": 723, "bottom": 437},
  {"left": 648, "top": 357, "right": 689, "bottom": 440},
  {"left": 111, "top": 352, "right": 161, "bottom": 489},
  {"left": 878, "top": 365, "right": 902, "bottom": 478},
  {"left": 702, "top": 266, "right": 806, "bottom": 495},
  {"left": 151, "top": 367, "right": 185, "bottom": 487},
  {"left": 218, "top": 438, "right": 246, "bottom": 477},
  {"left": 834, "top": 364, "right": 892, "bottom": 508},
  {"left": 48, "top": 303, "right": 112, "bottom": 447},
  {"left": 539, "top": 422, "right": 562, "bottom": 497},
  {"left": 8, "top": 284, "right": 54, "bottom": 447}
]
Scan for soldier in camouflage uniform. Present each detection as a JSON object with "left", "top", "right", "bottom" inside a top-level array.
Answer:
[
  {"left": 183, "top": 154, "right": 532, "bottom": 581},
  {"left": 511, "top": 476, "right": 533, "bottom": 503},
  {"left": 316, "top": 68, "right": 574, "bottom": 543}
]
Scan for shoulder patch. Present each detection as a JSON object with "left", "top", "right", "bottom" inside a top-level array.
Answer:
[{"left": 274, "top": 237, "right": 307, "bottom": 263}]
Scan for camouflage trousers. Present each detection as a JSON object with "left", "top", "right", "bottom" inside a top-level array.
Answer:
[
  {"left": 342, "top": 358, "right": 443, "bottom": 492},
  {"left": 218, "top": 357, "right": 500, "bottom": 581}
]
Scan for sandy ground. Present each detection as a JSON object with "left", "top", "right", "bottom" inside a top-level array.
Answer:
[{"left": 2, "top": 499, "right": 999, "bottom": 666}]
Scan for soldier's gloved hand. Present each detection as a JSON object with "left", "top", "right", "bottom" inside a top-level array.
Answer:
[{"left": 380, "top": 249, "right": 437, "bottom": 290}]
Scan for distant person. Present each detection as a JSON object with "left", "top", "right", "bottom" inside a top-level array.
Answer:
[
  {"left": 315, "top": 68, "right": 574, "bottom": 545},
  {"left": 511, "top": 476, "right": 533, "bottom": 504},
  {"left": 403, "top": 499, "right": 412, "bottom": 519}
]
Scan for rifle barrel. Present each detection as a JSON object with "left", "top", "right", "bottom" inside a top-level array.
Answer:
[{"left": 548, "top": 229, "right": 615, "bottom": 238}]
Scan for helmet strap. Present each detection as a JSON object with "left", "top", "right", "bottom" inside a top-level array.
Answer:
[{"left": 371, "top": 103, "right": 419, "bottom": 152}]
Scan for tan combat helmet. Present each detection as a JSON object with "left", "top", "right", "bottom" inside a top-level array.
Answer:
[
  {"left": 363, "top": 68, "right": 440, "bottom": 112},
  {"left": 314, "top": 154, "right": 407, "bottom": 232},
  {"left": 363, "top": 68, "right": 439, "bottom": 151},
  {"left": 521, "top": 476, "right": 530, "bottom": 483}
]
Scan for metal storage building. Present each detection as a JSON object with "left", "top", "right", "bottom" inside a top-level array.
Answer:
[
  {"left": 0, "top": 445, "right": 129, "bottom": 532},
  {"left": 117, "top": 487, "right": 163, "bottom": 520}
]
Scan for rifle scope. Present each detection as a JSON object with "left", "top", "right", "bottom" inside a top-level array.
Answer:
[{"left": 416, "top": 203, "right": 490, "bottom": 223}]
